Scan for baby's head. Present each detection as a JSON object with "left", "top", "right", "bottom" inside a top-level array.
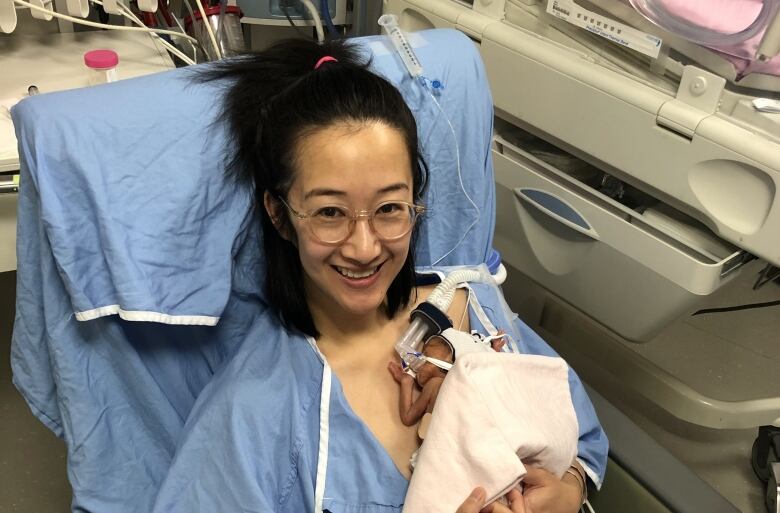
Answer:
[{"left": 416, "top": 335, "right": 453, "bottom": 385}]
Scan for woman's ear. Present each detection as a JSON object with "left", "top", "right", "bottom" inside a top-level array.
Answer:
[
  {"left": 264, "top": 191, "right": 300, "bottom": 247},
  {"left": 263, "top": 191, "right": 290, "bottom": 240}
]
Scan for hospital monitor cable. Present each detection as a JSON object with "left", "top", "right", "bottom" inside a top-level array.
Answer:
[
  {"left": 11, "top": 0, "right": 199, "bottom": 65},
  {"left": 101, "top": 0, "right": 198, "bottom": 65}
]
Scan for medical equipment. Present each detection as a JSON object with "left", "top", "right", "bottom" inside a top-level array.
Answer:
[
  {"left": 396, "top": 267, "right": 493, "bottom": 371},
  {"left": 236, "top": 0, "right": 341, "bottom": 43},
  {"left": 6, "top": 0, "right": 203, "bottom": 65},
  {"left": 382, "top": 0, "right": 780, "bottom": 408},
  {"left": 184, "top": 4, "right": 245, "bottom": 60},
  {"left": 84, "top": 49, "right": 120, "bottom": 85},
  {"left": 628, "top": 0, "right": 780, "bottom": 62},
  {"left": 378, "top": 16, "right": 482, "bottom": 266},
  {"left": 379, "top": 14, "right": 424, "bottom": 78}
]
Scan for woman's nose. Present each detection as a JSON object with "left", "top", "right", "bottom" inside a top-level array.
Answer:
[{"left": 341, "top": 218, "right": 381, "bottom": 262}]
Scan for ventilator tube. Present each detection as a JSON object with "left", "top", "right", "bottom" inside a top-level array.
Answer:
[{"left": 394, "top": 268, "right": 492, "bottom": 370}]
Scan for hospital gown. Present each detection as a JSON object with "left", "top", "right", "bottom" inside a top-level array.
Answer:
[{"left": 151, "top": 267, "right": 608, "bottom": 513}]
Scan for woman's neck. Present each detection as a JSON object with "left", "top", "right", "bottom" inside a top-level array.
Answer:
[
  {"left": 310, "top": 301, "right": 389, "bottom": 341},
  {"left": 305, "top": 284, "right": 413, "bottom": 350}
]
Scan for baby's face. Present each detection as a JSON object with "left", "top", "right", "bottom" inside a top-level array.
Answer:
[
  {"left": 416, "top": 336, "right": 453, "bottom": 386},
  {"left": 423, "top": 336, "right": 453, "bottom": 363}
]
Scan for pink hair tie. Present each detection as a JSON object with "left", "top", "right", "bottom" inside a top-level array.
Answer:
[{"left": 314, "top": 56, "right": 338, "bottom": 70}]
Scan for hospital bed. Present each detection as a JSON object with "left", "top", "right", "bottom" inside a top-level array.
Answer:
[{"left": 377, "top": 0, "right": 780, "bottom": 511}]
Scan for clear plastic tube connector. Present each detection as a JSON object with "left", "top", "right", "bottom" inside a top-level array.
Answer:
[
  {"left": 378, "top": 14, "right": 424, "bottom": 78},
  {"left": 394, "top": 316, "right": 430, "bottom": 371}
]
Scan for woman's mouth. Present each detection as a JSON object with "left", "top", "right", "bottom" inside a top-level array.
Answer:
[{"left": 334, "top": 265, "right": 380, "bottom": 279}]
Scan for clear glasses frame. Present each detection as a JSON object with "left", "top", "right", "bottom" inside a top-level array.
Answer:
[{"left": 277, "top": 197, "right": 426, "bottom": 245}]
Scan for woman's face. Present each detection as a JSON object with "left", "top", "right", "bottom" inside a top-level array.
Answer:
[{"left": 277, "top": 122, "right": 415, "bottom": 320}]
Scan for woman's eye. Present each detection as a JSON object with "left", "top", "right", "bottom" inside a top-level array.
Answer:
[
  {"left": 314, "top": 206, "right": 345, "bottom": 218},
  {"left": 377, "top": 203, "right": 402, "bottom": 215}
]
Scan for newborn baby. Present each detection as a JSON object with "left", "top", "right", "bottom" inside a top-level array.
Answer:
[
  {"left": 388, "top": 335, "right": 451, "bottom": 431},
  {"left": 388, "top": 330, "right": 505, "bottom": 438}
]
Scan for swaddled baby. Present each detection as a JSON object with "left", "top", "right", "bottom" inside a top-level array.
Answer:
[
  {"left": 389, "top": 328, "right": 581, "bottom": 513},
  {"left": 387, "top": 329, "right": 504, "bottom": 441}
]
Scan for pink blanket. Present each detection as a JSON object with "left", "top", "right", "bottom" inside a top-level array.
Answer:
[
  {"left": 403, "top": 352, "right": 579, "bottom": 513},
  {"left": 628, "top": 0, "right": 780, "bottom": 78}
]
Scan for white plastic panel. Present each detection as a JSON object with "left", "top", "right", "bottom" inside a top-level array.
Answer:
[
  {"left": 480, "top": 22, "right": 780, "bottom": 266},
  {"left": 493, "top": 137, "right": 742, "bottom": 342}
]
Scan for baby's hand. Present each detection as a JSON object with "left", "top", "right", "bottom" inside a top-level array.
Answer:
[
  {"left": 491, "top": 330, "right": 507, "bottom": 352},
  {"left": 387, "top": 361, "right": 407, "bottom": 384}
]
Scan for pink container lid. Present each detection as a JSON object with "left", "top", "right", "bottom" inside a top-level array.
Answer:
[{"left": 84, "top": 49, "right": 119, "bottom": 70}]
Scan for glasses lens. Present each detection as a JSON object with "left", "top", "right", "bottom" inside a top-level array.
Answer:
[
  {"left": 372, "top": 202, "right": 415, "bottom": 239},
  {"left": 309, "top": 205, "right": 352, "bottom": 243}
]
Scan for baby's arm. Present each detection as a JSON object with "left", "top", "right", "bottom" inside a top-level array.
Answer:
[
  {"left": 388, "top": 362, "right": 421, "bottom": 426},
  {"left": 401, "top": 377, "right": 444, "bottom": 426},
  {"left": 388, "top": 362, "right": 443, "bottom": 427}
]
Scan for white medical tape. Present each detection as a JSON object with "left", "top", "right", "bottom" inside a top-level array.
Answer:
[
  {"left": 422, "top": 356, "right": 453, "bottom": 371},
  {"left": 465, "top": 284, "right": 498, "bottom": 337}
]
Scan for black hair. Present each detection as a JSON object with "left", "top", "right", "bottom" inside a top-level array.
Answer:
[{"left": 196, "top": 38, "right": 428, "bottom": 337}]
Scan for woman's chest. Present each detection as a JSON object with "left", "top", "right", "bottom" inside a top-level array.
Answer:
[{"left": 331, "top": 355, "right": 420, "bottom": 480}]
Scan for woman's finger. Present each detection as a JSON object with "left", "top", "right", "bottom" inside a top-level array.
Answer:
[
  {"left": 505, "top": 489, "right": 527, "bottom": 513},
  {"left": 521, "top": 467, "right": 553, "bottom": 488},
  {"left": 456, "top": 487, "right": 487, "bottom": 513},
  {"left": 479, "top": 490, "right": 527, "bottom": 513}
]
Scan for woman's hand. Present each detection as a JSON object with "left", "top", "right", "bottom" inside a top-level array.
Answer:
[
  {"left": 459, "top": 466, "right": 583, "bottom": 513},
  {"left": 455, "top": 488, "right": 489, "bottom": 513},
  {"left": 456, "top": 488, "right": 526, "bottom": 513},
  {"left": 516, "top": 467, "right": 582, "bottom": 513}
]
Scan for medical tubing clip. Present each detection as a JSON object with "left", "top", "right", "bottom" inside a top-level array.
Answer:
[{"left": 413, "top": 301, "right": 453, "bottom": 334}]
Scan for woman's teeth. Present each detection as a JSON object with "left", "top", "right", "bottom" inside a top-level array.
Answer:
[{"left": 336, "top": 266, "right": 378, "bottom": 279}]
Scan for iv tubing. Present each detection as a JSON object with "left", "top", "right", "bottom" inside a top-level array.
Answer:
[
  {"left": 101, "top": 0, "right": 197, "bottom": 65},
  {"left": 428, "top": 89, "right": 479, "bottom": 266},
  {"left": 320, "top": 0, "right": 338, "bottom": 36},
  {"left": 375, "top": 15, "right": 479, "bottom": 265},
  {"left": 300, "top": 0, "right": 325, "bottom": 44},
  {"left": 194, "top": 0, "right": 222, "bottom": 60},
  {"left": 12, "top": 0, "right": 198, "bottom": 44}
]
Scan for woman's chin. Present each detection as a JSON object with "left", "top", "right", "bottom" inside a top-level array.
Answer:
[{"left": 336, "top": 293, "right": 386, "bottom": 317}]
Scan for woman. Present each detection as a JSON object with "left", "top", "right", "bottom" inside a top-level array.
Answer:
[{"left": 152, "top": 37, "right": 607, "bottom": 513}]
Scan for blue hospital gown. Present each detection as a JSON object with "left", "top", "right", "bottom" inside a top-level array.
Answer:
[{"left": 151, "top": 269, "right": 608, "bottom": 513}]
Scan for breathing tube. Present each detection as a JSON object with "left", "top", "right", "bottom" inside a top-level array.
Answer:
[{"left": 395, "top": 267, "right": 494, "bottom": 371}]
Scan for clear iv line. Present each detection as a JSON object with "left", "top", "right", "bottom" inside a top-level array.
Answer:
[
  {"left": 427, "top": 90, "right": 479, "bottom": 266},
  {"left": 376, "top": 15, "right": 480, "bottom": 265}
]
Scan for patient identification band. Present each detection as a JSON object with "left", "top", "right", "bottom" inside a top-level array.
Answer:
[{"left": 546, "top": 0, "right": 663, "bottom": 59}]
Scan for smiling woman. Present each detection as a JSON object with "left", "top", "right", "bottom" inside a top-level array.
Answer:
[
  {"left": 196, "top": 38, "right": 428, "bottom": 339},
  {"left": 152, "top": 36, "right": 605, "bottom": 513},
  {"left": 269, "top": 123, "right": 419, "bottom": 325}
]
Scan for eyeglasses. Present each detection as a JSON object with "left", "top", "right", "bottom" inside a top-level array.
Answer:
[{"left": 278, "top": 197, "right": 425, "bottom": 245}]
